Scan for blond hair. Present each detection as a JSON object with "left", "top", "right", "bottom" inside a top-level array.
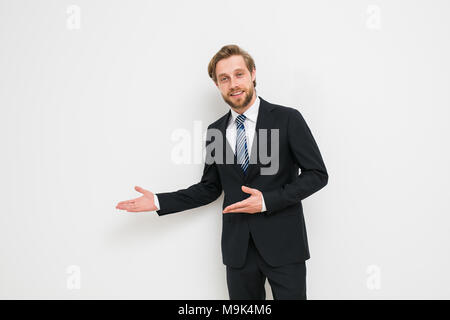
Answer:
[{"left": 207, "top": 44, "right": 256, "bottom": 87}]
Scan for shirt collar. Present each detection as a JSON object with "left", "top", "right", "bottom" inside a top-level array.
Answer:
[{"left": 229, "top": 95, "right": 260, "bottom": 124}]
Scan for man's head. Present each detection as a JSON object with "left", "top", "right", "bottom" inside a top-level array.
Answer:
[{"left": 208, "top": 45, "right": 257, "bottom": 112}]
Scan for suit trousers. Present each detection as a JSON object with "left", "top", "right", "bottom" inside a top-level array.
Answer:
[{"left": 226, "top": 233, "right": 307, "bottom": 300}]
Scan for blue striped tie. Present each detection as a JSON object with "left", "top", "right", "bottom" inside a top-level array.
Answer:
[{"left": 236, "top": 114, "right": 249, "bottom": 174}]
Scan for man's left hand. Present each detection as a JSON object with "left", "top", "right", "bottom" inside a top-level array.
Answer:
[{"left": 223, "top": 186, "right": 263, "bottom": 214}]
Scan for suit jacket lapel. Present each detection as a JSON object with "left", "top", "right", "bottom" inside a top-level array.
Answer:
[
  {"left": 218, "top": 109, "right": 246, "bottom": 180},
  {"left": 245, "top": 97, "right": 274, "bottom": 182}
]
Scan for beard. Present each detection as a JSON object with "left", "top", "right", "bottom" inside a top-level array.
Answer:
[{"left": 222, "top": 85, "right": 255, "bottom": 110}]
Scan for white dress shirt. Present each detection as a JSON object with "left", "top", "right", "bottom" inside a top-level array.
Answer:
[{"left": 153, "top": 95, "right": 267, "bottom": 212}]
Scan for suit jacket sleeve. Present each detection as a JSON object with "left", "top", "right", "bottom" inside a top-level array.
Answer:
[
  {"left": 155, "top": 127, "right": 223, "bottom": 216},
  {"left": 262, "top": 109, "right": 328, "bottom": 213}
]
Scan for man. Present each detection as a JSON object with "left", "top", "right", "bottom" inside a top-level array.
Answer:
[{"left": 116, "top": 44, "right": 328, "bottom": 300}]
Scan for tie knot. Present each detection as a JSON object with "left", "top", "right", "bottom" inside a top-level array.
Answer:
[{"left": 236, "top": 114, "right": 246, "bottom": 125}]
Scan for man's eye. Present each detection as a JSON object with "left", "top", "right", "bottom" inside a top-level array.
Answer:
[
  {"left": 221, "top": 77, "right": 228, "bottom": 81},
  {"left": 237, "top": 73, "right": 243, "bottom": 76}
]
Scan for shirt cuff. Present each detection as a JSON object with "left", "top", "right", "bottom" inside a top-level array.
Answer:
[
  {"left": 261, "top": 194, "right": 267, "bottom": 212},
  {"left": 153, "top": 194, "right": 160, "bottom": 211}
]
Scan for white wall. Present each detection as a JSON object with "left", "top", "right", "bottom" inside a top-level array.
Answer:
[{"left": 1, "top": 0, "right": 449, "bottom": 299}]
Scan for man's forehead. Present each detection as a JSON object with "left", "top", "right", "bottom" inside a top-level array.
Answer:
[
  {"left": 216, "top": 56, "right": 246, "bottom": 74},
  {"left": 217, "top": 67, "right": 246, "bottom": 77}
]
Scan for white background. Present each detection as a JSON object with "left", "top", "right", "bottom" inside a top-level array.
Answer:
[{"left": 1, "top": 0, "right": 449, "bottom": 299}]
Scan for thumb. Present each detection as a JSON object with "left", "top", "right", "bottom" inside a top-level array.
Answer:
[
  {"left": 135, "top": 186, "right": 147, "bottom": 194},
  {"left": 241, "top": 185, "right": 255, "bottom": 194}
]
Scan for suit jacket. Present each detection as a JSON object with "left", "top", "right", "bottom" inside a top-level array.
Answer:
[{"left": 156, "top": 96, "right": 328, "bottom": 268}]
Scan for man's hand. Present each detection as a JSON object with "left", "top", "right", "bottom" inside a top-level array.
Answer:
[
  {"left": 115, "top": 186, "right": 157, "bottom": 212},
  {"left": 223, "top": 186, "right": 263, "bottom": 214}
]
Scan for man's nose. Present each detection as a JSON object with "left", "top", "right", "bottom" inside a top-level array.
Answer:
[{"left": 230, "top": 76, "right": 239, "bottom": 88}]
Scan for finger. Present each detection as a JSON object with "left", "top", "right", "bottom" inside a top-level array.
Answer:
[
  {"left": 117, "top": 203, "right": 133, "bottom": 210},
  {"left": 223, "top": 200, "right": 248, "bottom": 213},
  {"left": 117, "top": 198, "right": 136, "bottom": 205},
  {"left": 116, "top": 200, "right": 137, "bottom": 210},
  {"left": 224, "top": 205, "right": 252, "bottom": 213},
  {"left": 223, "top": 201, "right": 244, "bottom": 212},
  {"left": 118, "top": 197, "right": 140, "bottom": 205},
  {"left": 116, "top": 201, "right": 129, "bottom": 209},
  {"left": 241, "top": 185, "right": 257, "bottom": 195},
  {"left": 116, "top": 200, "right": 129, "bottom": 206},
  {"left": 116, "top": 202, "right": 130, "bottom": 209}
]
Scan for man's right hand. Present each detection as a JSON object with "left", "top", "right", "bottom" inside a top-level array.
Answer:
[{"left": 115, "top": 186, "right": 157, "bottom": 212}]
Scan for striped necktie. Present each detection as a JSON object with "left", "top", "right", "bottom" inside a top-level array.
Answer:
[{"left": 235, "top": 114, "right": 249, "bottom": 174}]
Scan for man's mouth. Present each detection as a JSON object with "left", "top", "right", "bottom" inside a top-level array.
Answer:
[{"left": 230, "top": 91, "right": 244, "bottom": 97}]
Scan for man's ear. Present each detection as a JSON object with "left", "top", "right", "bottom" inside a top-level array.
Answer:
[{"left": 251, "top": 67, "right": 256, "bottom": 82}]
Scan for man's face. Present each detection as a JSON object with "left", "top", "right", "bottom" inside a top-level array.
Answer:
[{"left": 215, "top": 55, "right": 256, "bottom": 110}]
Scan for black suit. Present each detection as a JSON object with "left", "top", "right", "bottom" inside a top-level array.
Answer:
[{"left": 156, "top": 96, "right": 328, "bottom": 298}]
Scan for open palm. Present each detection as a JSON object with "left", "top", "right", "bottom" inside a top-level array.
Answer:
[{"left": 115, "top": 186, "right": 157, "bottom": 212}]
